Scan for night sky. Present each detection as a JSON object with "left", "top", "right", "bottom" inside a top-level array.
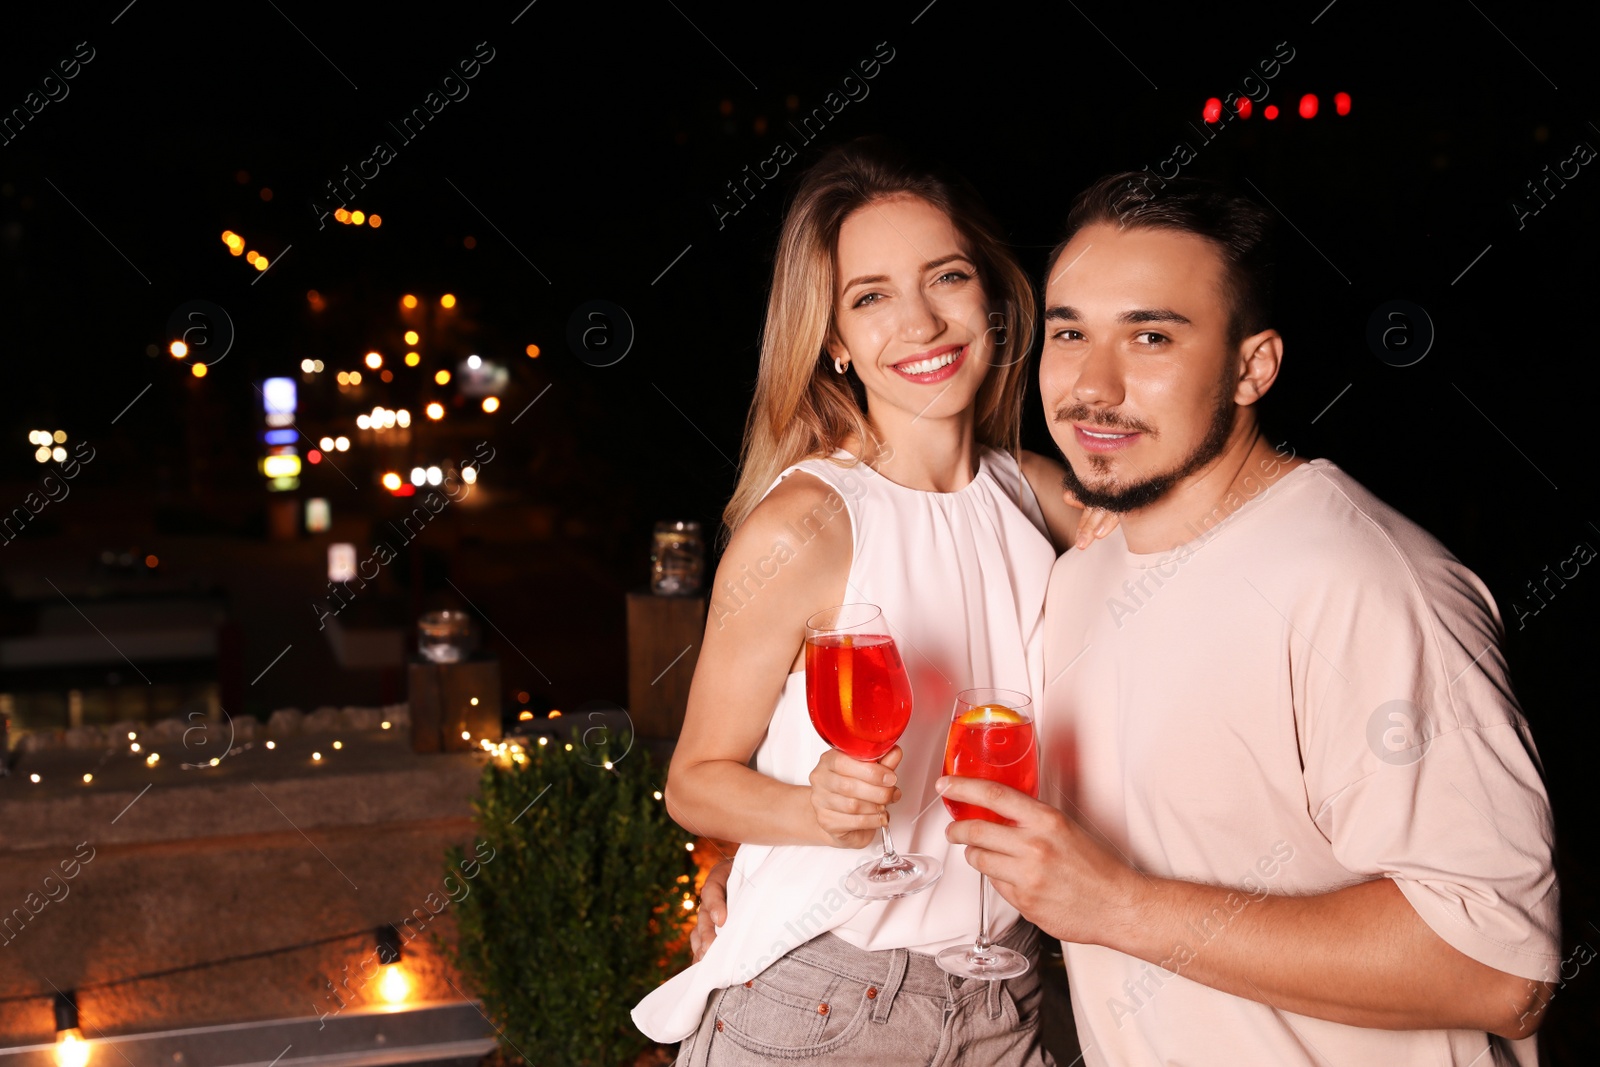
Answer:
[{"left": 3, "top": 0, "right": 1597, "bottom": 1054}]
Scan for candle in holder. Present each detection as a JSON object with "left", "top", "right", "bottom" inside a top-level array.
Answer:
[
  {"left": 651, "top": 521, "right": 704, "bottom": 596},
  {"left": 417, "top": 610, "right": 477, "bottom": 663}
]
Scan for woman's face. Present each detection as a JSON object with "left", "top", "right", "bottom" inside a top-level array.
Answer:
[{"left": 828, "top": 195, "right": 994, "bottom": 429}]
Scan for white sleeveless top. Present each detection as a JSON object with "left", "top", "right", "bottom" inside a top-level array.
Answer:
[{"left": 633, "top": 446, "right": 1056, "bottom": 1043}]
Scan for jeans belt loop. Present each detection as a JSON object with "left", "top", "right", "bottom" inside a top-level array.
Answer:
[{"left": 871, "top": 947, "right": 909, "bottom": 1023}]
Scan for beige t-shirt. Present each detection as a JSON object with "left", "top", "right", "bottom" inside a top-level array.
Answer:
[{"left": 1041, "top": 459, "right": 1560, "bottom": 1066}]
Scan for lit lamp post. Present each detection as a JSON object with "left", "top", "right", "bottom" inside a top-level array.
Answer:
[{"left": 53, "top": 992, "right": 88, "bottom": 1067}]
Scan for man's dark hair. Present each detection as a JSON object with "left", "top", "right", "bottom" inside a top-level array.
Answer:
[{"left": 1048, "top": 173, "right": 1277, "bottom": 346}]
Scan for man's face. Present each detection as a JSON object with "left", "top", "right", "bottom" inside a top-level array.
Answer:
[{"left": 1039, "top": 222, "right": 1244, "bottom": 513}]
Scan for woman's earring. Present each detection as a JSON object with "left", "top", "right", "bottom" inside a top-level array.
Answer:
[{"left": 834, "top": 357, "right": 849, "bottom": 374}]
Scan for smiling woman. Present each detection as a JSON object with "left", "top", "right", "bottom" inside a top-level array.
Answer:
[{"left": 634, "top": 139, "right": 1111, "bottom": 1064}]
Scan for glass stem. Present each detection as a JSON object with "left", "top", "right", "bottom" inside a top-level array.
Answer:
[
  {"left": 975, "top": 874, "right": 993, "bottom": 953},
  {"left": 878, "top": 823, "right": 899, "bottom": 865}
]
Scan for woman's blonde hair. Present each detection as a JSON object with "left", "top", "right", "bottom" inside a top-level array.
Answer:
[{"left": 722, "top": 138, "right": 1036, "bottom": 540}]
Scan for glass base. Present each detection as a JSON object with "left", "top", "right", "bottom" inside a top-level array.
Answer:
[
  {"left": 935, "top": 942, "right": 1031, "bottom": 981},
  {"left": 842, "top": 852, "right": 943, "bottom": 900}
]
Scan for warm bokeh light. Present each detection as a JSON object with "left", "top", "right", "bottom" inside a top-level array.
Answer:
[
  {"left": 1202, "top": 97, "right": 1222, "bottom": 123},
  {"left": 405, "top": 352, "right": 420, "bottom": 366},
  {"left": 191, "top": 363, "right": 207, "bottom": 378},
  {"left": 525, "top": 344, "right": 540, "bottom": 358},
  {"left": 335, "top": 436, "right": 350, "bottom": 451},
  {"left": 230, "top": 244, "right": 244, "bottom": 256},
  {"left": 1264, "top": 104, "right": 1280, "bottom": 120},
  {"left": 356, "top": 414, "right": 371, "bottom": 430},
  {"left": 425, "top": 402, "right": 444, "bottom": 420},
  {"left": 381, "top": 472, "right": 402, "bottom": 491},
  {"left": 349, "top": 370, "right": 362, "bottom": 385},
  {"left": 403, "top": 330, "right": 419, "bottom": 346},
  {"left": 350, "top": 210, "right": 366, "bottom": 226},
  {"left": 221, "top": 230, "right": 235, "bottom": 244},
  {"left": 51, "top": 446, "right": 66, "bottom": 462},
  {"left": 1335, "top": 91, "right": 1352, "bottom": 116},
  {"left": 301, "top": 358, "right": 315, "bottom": 373},
  {"left": 35, "top": 446, "right": 50, "bottom": 463},
  {"left": 461, "top": 466, "right": 477, "bottom": 484},
  {"left": 402, "top": 294, "right": 418, "bottom": 309},
  {"left": 262, "top": 454, "right": 301, "bottom": 478},
  {"left": 518, "top": 710, "right": 534, "bottom": 721},
  {"left": 435, "top": 369, "right": 451, "bottom": 385},
  {"left": 379, "top": 963, "right": 411, "bottom": 1004},
  {"left": 246, "top": 249, "right": 260, "bottom": 264},
  {"left": 482, "top": 397, "right": 500, "bottom": 413},
  {"left": 466, "top": 354, "right": 482, "bottom": 370},
  {"left": 337, "top": 371, "right": 350, "bottom": 385},
  {"left": 169, "top": 341, "right": 188, "bottom": 358},
  {"left": 440, "top": 293, "right": 457, "bottom": 309},
  {"left": 145, "top": 555, "right": 158, "bottom": 568},
  {"left": 334, "top": 208, "right": 350, "bottom": 223},
  {"left": 364, "top": 352, "right": 382, "bottom": 369},
  {"left": 368, "top": 214, "right": 382, "bottom": 228},
  {"left": 396, "top": 409, "right": 411, "bottom": 427},
  {"left": 55, "top": 1029, "right": 89, "bottom": 1067},
  {"left": 380, "top": 369, "right": 394, "bottom": 383},
  {"left": 54, "top": 430, "right": 66, "bottom": 443},
  {"left": 1237, "top": 97, "right": 1253, "bottom": 119},
  {"left": 1299, "top": 93, "right": 1318, "bottom": 119},
  {"left": 254, "top": 256, "right": 270, "bottom": 271}
]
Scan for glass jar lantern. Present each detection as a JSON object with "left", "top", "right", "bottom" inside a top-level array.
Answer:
[{"left": 651, "top": 521, "right": 704, "bottom": 596}]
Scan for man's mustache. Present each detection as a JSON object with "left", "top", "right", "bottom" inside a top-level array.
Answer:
[{"left": 1051, "top": 403, "right": 1157, "bottom": 437}]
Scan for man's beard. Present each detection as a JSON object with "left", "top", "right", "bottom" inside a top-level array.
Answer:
[{"left": 1056, "top": 387, "right": 1237, "bottom": 513}]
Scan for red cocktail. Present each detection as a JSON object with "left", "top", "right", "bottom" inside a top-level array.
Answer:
[
  {"left": 804, "top": 604, "right": 941, "bottom": 900},
  {"left": 805, "top": 634, "right": 912, "bottom": 761},
  {"left": 936, "top": 689, "right": 1038, "bottom": 981},
  {"left": 942, "top": 704, "right": 1039, "bottom": 823}
]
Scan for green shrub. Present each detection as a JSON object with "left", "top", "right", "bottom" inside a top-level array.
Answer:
[{"left": 446, "top": 733, "right": 698, "bottom": 1067}]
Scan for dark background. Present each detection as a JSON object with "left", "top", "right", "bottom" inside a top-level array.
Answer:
[{"left": 2, "top": 0, "right": 1595, "bottom": 1058}]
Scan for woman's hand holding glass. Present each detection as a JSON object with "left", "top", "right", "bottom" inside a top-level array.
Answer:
[{"left": 808, "top": 745, "right": 905, "bottom": 850}]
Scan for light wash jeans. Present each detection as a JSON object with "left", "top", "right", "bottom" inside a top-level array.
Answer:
[{"left": 675, "top": 921, "right": 1055, "bottom": 1066}]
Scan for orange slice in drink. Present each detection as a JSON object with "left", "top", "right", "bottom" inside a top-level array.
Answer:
[
  {"left": 957, "top": 703, "right": 1025, "bottom": 726},
  {"left": 837, "top": 635, "right": 854, "bottom": 733}
]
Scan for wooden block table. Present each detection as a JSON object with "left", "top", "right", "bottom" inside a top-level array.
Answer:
[
  {"left": 626, "top": 590, "right": 707, "bottom": 740},
  {"left": 407, "top": 655, "right": 501, "bottom": 753}
]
